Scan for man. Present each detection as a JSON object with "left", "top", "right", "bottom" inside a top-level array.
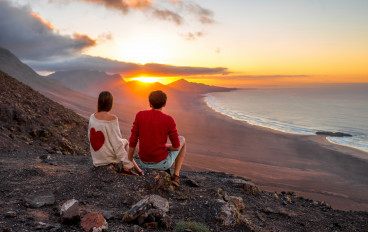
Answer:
[{"left": 127, "top": 90, "right": 186, "bottom": 186}]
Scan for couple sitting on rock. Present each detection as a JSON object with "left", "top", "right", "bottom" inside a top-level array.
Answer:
[{"left": 88, "top": 90, "right": 186, "bottom": 186}]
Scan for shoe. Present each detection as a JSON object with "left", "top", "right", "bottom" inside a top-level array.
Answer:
[{"left": 171, "top": 174, "right": 180, "bottom": 187}]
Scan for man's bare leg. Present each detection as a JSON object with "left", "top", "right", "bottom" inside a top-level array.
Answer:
[{"left": 173, "top": 136, "right": 186, "bottom": 176}]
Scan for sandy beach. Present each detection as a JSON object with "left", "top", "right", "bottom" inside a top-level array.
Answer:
[{"left": 44, "top": 89, "right": 368, "bottom": 211}]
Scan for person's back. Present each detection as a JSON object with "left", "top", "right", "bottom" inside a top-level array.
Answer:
[
  {"left": 127, "top": 90, "right": 186, "bottom": 186},
  {"left": 130, "top": 109, "right": 180, "bottom": 162},
  {"left": 88, "top": 91, "right": 143, "bottom": 175}
]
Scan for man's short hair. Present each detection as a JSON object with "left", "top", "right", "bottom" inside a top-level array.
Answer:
[
  {"left": 149, "top": 90, "right": 167, "bottom": 109},
  {"left": 98, "top": 91, "right": 113, "bottom": 112}
]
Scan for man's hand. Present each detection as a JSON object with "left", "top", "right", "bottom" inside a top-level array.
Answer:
[{"left": 167, "top": 145, "right": 179, "bottom": 151}]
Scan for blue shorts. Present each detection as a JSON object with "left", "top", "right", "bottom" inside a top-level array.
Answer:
[{"left": 140, "top": 149, "right": 180, "bottom": 170}]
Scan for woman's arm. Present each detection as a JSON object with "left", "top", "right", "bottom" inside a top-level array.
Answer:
[{"left": 107, "top": 121, "right": 134, "bottom": 169}]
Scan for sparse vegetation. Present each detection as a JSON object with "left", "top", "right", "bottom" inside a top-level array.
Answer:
[{"left": 176, "top": 221, "right": 211, "bottom": 232}]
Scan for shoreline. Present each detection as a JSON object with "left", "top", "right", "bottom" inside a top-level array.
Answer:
[
  {"left": 203, "top": 93, "right": 368, "bottom": 156},
  {"left": 170, "top": 93, "right": 368, "bottom": 211}
]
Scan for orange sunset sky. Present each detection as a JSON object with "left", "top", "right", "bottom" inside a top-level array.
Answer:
[{"left": 1, "top": 0, "right": 368, "bottom": 87}]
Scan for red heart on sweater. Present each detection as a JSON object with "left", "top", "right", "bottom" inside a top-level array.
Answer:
[{"left": 90, "top": 128, "right": 105, "bottom": 152}]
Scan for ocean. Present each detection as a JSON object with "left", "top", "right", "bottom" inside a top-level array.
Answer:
[{"left": 204, "top": 84, "right": 368, "bottom": 154}]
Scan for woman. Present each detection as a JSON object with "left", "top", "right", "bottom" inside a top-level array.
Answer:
[{"left": 88, "top": 91, "right": 143, "bottom": 175}]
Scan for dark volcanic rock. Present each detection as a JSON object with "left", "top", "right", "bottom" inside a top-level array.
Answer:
[
  {"left": 4, "top": 211, "right": 17, "bottom": 218},
  {"left": 0, "top": 70, "right": 89, "bottom": 155},
  {"left": 316, "top": 131, "right": 352, "bottom": 137},
  {"left": 24, "top": 192, "right": 55, "bottom": 208}
]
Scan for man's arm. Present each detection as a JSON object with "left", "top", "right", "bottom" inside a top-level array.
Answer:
[
  {"left": 168, "top": 116, "right": 180, "bottom": 149},
  {"left": 127, "top": 145, "right": 135, "bottom": 161}
]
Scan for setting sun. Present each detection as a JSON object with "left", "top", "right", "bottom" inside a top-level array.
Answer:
[
  {"left": 129, "top": 77, "right": 160, "bottom": 83},
  {"left": 124, "top": 76, "right": 180, "bottom": 85}
]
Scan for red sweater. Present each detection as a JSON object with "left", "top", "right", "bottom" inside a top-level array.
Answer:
[{"left": 129, "top": 109, "right": 180, "bottom": 163}]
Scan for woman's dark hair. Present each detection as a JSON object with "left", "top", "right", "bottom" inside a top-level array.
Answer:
[
  {"left": 149, "top": 90, "right": 167, "bottom": 109},
  {"left": 98, "top": 91, "right": 113, "bottom": 112}
]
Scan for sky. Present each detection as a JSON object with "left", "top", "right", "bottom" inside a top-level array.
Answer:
[{"left": 1, "top": 0, "right": 368, "bottom": 87}]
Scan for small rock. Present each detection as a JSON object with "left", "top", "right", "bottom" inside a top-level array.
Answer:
[
  {"left": 131, "top": 225, "right": 144, "bottom": 232},
  {"left": 217, "top": 202, "right": 239, "bottom": 226},
  {"left": 150, "top": 170, "right": 173, "bottom": 191},
  {"left": 243, "top": 181, "right": 262, "bottom": 195},
  {"left": 81, "top": 212, "right": 108, "bottom": 232},
  {"left": 39, "top": 154, "right": 52, "bottom": 161},
  {"left": 143, "top": 222, "right": 158, "bottom": 229},
  {"left": 101, "top": 211, "right": 114, "bottom": 220},
  {"left": 24, "top": 192, "right": 55, "bottom": 208},
  {"left": 60, "top": 199, "right": 80, "bottom": 222},
  {"left": 264, "top": 207, "right": 274, "bottom": 214},
  {"left": 185, "top": 178, "right": 200, "bottom": 187},
  {"left": 160, "top": 216, "right": 172, "bottom": 230},
  {"left": 176, "top": 195, "right": 189, "bottom": 200},
  {"left": 321, "top": 201, "right": 331, "bottom": 208},
  {"left": 256, "top": 212, "right": 265, "bottom": 222},
  {"left": 34, "top": 222, "right": 47, "bottom": 230},
  {"left": 5, "top": 211, "right": 17, "bottom": 218},
  {"left": 225, "top": 196, "right": 245, "bottom": 212},
  {"left": 46, "top": 223, "right": 62, "bottom": 232}
]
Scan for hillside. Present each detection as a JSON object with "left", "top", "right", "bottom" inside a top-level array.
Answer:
[
  {"left": 48, "top": 70, "right": 124, "bottom": 96},
  {"left": 0, "top": 70, "right": 367, "bottom": 232},
  {"left": 168, "top": 79, "right": 236, "bottom": 94},
  {"left": 0, "top": 47, "right": 97, "bottom": 118},
  {"left": 0, "top": 70, "right": 89, "bottom": 155}
]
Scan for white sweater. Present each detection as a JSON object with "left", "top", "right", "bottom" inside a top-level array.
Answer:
[{"left": 88, "top": 114, "right": 133, "bottom": 169}]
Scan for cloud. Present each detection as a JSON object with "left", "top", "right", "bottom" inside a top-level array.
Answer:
[
  {"left": 152, "top": 9, "right": 183, "bottom": 25},
  {"left": 64, "top": 0, "right": 152, "bottom": 13},
  {"left": 182, "top": 31, "right": 203, "bottom": 40},
  {"left": 186, "top": 2, "right": 215, "bottom": 24},
  {"left": 0, "top": 1, "right": 96, "bottom": 60},
  {"left": 26, "top": 55, "right": 229, "bottom": 76},
  {"left": 50, "top": 0, "right": 214, "bottom": 25}
]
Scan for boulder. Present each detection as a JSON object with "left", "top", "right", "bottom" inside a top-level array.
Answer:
[
  {"left": 123, "top": 195, "right": 171, "bottom": 229},
  {"left": 81, "top": 212, "right": 108, "bottom": 232},
  {"left": 60, "top": 199, "right": 80, "bottom": 222}
]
